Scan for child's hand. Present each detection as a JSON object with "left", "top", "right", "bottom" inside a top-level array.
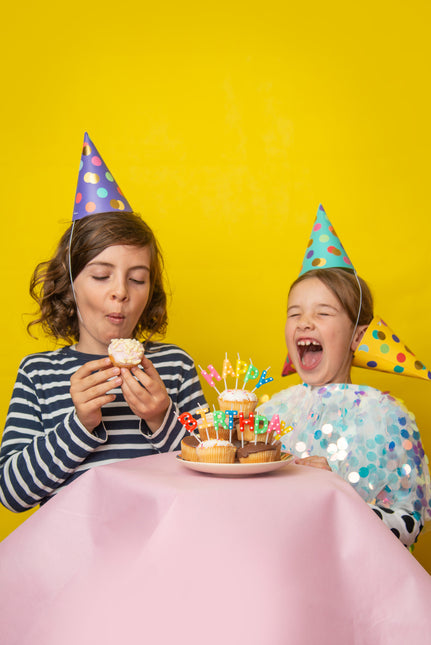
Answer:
[
  {"left": 70, "top": 358, "right": 122, "bottom": 432},
  {"left": 295, "top": 455, "right": 332, "bottom": 471},
  {"left": 120, "top": 355, "right": 170, "bottom": 432}
]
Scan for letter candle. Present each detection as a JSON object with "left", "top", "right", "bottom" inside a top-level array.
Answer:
[
  {"left": 224, "top": 409, "right": 237, "bottom": 443},
  {"left": 268, "top": 414, "right": 281, "bottom": 444},
  {"left": 252, "top": 367, "right": 274, "bottom": 392},
  {"left": 235, "top": 354, "right": 248, "bottom": 389},
  {"left": 198, "top": 364, "right": 222, "bottom": 394},
  {"left": 177, "top": 412, "right": 201, "bottom": 443},
  {"left": 242, "top": 360, "right": 260, "bottom": 389},
  {"left": 222, "top": 353, "right": 235, "bottom": 390},
  {"left": 253, "top": 414, "right": 269, "bottom": 444},
  {"left": 195, "top": 406, "right": 210, "bottom": 441},
  {"left": 213, "top": 410, "right": 229, "bottom": 441},
  {"left": 272, "top": 421, "right": 293, "bottom": 445},
  {"left": 238, "top": 411, "right": 255, "bottom": 447}
]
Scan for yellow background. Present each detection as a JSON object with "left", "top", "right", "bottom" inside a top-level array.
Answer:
[{"left": 1, "top": 2, "right": 430, "bottom": 572}]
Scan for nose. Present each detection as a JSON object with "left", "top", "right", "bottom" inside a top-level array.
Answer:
[
  {"left": 111, "top": 276, "right": 128, "bottom": 301},
  {"left": 297, "top": 313, "right": 314, "bottom": 330}
]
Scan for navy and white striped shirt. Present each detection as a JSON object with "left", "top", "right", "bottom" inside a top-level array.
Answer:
[{"left": 0, "top": 342, "right": 205, "bottom": 511}]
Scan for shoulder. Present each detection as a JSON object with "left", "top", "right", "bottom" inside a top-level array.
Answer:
[
  {"left": 17, "top": 347, "right": 85, "bottom": 378},
  {"left": 350, "top": 384, "right": 412, "bottom": 413}
]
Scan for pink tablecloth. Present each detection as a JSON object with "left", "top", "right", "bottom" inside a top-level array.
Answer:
[{"left": 0, "top": 452, "right": 430, "bottom": 645}]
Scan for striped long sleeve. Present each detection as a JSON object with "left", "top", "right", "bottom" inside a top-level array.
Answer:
[{"left": 0, "top": 342, "right": 205, "bottom": 511}]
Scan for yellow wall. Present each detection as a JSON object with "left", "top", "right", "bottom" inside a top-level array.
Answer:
[{"left": 1, "top": 2, "right": 430, "bottom": 570}]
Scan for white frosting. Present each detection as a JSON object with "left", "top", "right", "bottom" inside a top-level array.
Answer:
[
  {"left": 218, "top": 389, "right": 258, "bottom": 402},
  {"left": 108, "top": 338, "right": 144, "bottom": 365},
  {"left": 197, "top": 439, "right": 233, "bottom": 449}
]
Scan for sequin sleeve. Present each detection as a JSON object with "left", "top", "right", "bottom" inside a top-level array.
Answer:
[{"left": 258, "top": 384, "right": 431, "bottom": 543}]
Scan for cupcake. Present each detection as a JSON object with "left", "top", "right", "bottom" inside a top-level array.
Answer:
[
  {"left": 235, "top": 416, "right": 274, "bottom": 443},
  {"left": 196, "top": 439, "right": 236, "bottom": 464},
  {"left": 237, "top": 442, "right": 278, "bottom": 464},
  {"left": 217, "top": 389, "right": 258, "bottom": 415},
  {"left": 181, "top": 435, "right": 201, "bottom": 462},
  {"left": 197, "top": 412, "right": 232, "bottom": 442},
  {"left": 108, "top": 338, "right": 144, "bottom": 368}
]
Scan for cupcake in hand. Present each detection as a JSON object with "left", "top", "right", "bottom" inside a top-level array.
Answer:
[{"left": 108, "top": 338, "right": 144, "bottom": 368}]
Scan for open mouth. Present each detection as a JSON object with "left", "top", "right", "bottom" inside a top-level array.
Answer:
[{"left": 297, "top": 339, "right": 323, "bottom": 370}]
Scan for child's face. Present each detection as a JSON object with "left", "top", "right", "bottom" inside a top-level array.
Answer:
[
  {"left": 73, "top": 244, "right": 151, "bottom": 354},
  {"left": 285, "top": 277, "right": 362, "bottom": 386}
]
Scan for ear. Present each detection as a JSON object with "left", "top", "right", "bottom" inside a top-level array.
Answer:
[{"left": 351, "top": 324, "right": 368, "bottom": 352}]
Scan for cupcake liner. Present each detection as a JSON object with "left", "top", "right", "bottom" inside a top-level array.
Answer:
[
  {"left": 238, "top": 449, "right": 277, "bottom": 464},
  {"left": 217, "top": 398, "right": 258, "bottom": 415},
  {"left": 235, "top": 424, "right": 274, "bottom": 443},
  {"left": 198, "top": 425, "right": 232, "bottom": 442},
  {"left": 181, "top": 439, "right": 199, "bottom": 462},
  {"left": 196, "top": 445, "right": 236, "bottom": 464}
]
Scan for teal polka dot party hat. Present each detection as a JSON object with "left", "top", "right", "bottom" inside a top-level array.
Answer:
[
  {"left": 73, "top": 132, "right": 133, "bottom": 221},
  {"left": 299, "top": 204, "right": 353, "bottom": 275},
  {"left": 282, "top": 205, "right": 431, "bottom": 381}
]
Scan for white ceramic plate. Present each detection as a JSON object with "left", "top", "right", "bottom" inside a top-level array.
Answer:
[{"left": 176, "top": 452, "right": 294, "bottom": 476}]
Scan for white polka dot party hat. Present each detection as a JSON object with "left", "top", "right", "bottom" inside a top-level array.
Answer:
[{"left": 72, "top": 132, "right": 133, "bottom": 221}]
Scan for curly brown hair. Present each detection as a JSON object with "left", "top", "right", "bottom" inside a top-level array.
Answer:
[
  {"left": 28, "top": 212, "right": 168, "bottom": 345},
  {"left": 289, "top": 268, "right": 374, "bottom": 327}
]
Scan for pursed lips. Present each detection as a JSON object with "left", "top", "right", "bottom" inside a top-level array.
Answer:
[{"left": 106, "top": 313, "right": 126, "bottom": 322}]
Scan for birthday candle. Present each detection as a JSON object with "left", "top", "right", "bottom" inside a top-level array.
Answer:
[
  {"left": 235, "top": 354, "right": 248, "bottom": 389},
  {"left": 252, "top": 367, "right": 274, "bottom": 391},
  {"left": 213, "top": 410, "right": 229, "bottom": 440},
  {"left": 272, "top": 421, "right": 294, "bottom": 444},
  {"left": 238, "top": 412, "right": 255, "bottom": 434},
  {"left": 222, "top": 353, "right": 235, "bottom": 389},
  {"left": 177, "top": 412, "right": 201, "bottom": 443},
  {"left": 178, "top": 412, "right": 198, "bottom": 432},
  {"left": 238, "top": 411, "right": 255, "bottom": 447},
  {"left": 195, "top": 406, "right": 210, "bottom": 441},
  {"left": 253, "top": 414, "right": 269, "bottom": 444},
  {"left": 199, "top": 364, "right": 222, "bottom": 393},
  {"left": 224, "top": 409, "right": 237, "bottom": 443},
  {"left": 242, "top": 361, "right": 260, "bottom": 389},
  {"left": 268, "top": 414, "right": 281, "bottom": 434}
]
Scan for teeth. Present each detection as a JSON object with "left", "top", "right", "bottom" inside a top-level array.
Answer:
[{"left": 297, "top": 340, "right": 321, "bottom": 347}]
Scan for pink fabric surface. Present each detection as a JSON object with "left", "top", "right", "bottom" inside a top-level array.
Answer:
[{"left": 1, "top": 452, "right": 430, "bottom": 645}]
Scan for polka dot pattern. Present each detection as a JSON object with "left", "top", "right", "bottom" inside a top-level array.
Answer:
[
  {"left": 353, "top": 317, "right": 431, "bottom": 381},
  {"left": 299, "top": 205, "right": 354, "bottom": 276},
  {"left": 259, "top": 382, "right": 431, "bottom": 529},
  {"left": 73, "top": 132, "right": 132, "bottom": 221}
]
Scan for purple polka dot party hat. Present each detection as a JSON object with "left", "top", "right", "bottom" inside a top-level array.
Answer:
[
  {"left": 282, "top": 205, "right": 431, "bottom": 380},
  {"left": 73, "top": 132, "right": 133, "bottom": 221},
  {"left": 299, "top": 204, "right": 353, "bottom": 275}
]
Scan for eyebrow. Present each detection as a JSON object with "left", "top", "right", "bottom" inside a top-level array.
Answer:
[
  {"left": 287, "top": 303, "right": 339, "bottom": 312},
  {"left": 87, "top": 261, "right": 150, "bottom": 272}
]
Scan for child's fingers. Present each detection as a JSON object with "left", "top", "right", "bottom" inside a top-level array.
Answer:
[{"left": 71, "top": 360, "right": 121, "bottom": 394}]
